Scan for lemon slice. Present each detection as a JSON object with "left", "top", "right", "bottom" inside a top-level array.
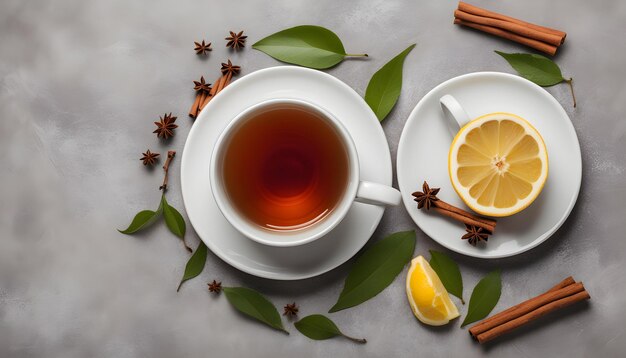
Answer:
[
  {"left": 406, "top": 256, "right": 459, "bottom": 326},
  {"left": 448, "top": 112, "right": 548, "bottom": 217}
]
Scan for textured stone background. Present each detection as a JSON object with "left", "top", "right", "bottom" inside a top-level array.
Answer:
[{"left": 1, "top": 0, "right": 625, "bottom": 357}]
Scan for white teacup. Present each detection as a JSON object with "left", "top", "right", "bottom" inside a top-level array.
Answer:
[{"left": 210, "top": 98, "right": 401, "bottom": 247}]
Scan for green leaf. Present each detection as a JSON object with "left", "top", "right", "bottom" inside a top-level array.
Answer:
[
  {"left": 494, "top": 51, "right": 564, "bottom": 86},
  {"left": 365, "top": 44, "right": 415, "bottom": 121},
  {"left": 176, "top": 241, "right": 208, "bottom": 292},
  {"left": 495, "top": 51, "right": 577, "bottom": 107},
  {"left": 295, "top": 314, "right": 366, "bottom": 344},
  {"left": 429, "top": 250, "right": 464, "bottom": 304},
  {"left": 329, "top": 230, "right": 416, "bottom": 312},
  {"left": 161, "top": 195, "right": 191, "bottom": 252},
  {"left": 161, "top": 195, "right": 185, "bottom": 238},
  {"left": 295, "top": 314, "right": 341, "bottom": 340},
  {"left": 252, "top": 25, "right": 367, "bottom": 69},
  {"left": 118, "top": 199, "right": 163, "bottom": 234},
  {"left": 223, "top": 287, "right": 288, "bottom": 333},
  {"left": 461, "top": 270, "right": 502, "bottom": 327}
]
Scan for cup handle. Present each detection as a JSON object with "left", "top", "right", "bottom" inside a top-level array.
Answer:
[
  {"left": 440, "top": 94, "right": 471, "bottom": 137},
  {"left": 355, "top": 181, "right": 402, "bottom": 206}
]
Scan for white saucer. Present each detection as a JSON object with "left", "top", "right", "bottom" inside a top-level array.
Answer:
[
  {"left": 397, "top": 72, "right": 581, "bottom": 259},
  {"left": 181, "top": 66, "right": 393, "bottom": 280}
]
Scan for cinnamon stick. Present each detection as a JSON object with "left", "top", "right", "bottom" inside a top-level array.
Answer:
[
  {"left": 214, "top": 74, "right": 228, "bottom": 93},
  {"left": 199, "top": 76, "right": 223, "bottom": 110},
  {"left": 221, "top": 72, "right": 233, "bottom": 90},
  {"left": 200, "top": 73, "right": 234, "bottom": 111},
  {"left": 469, "top": 277, "right": 590, "bottom": 344},
  {"left": 434, "top": 206, "right": 495, "bottom": 233},
  {"left": 453, "top": 2, "right": 566, "bottom": 56},
  {"left": 188, "top": 92, "right": 202, "bottom": 118},
  {"left": 209, "top": 76, "right": 223, "bottom": 97},
  {"left": 198, "top": 91, "right": 209, "bottom": 111},
  {"left": 434, "top": 200, "right": 497, "bottom": 230},
  {"left": 469, "top": 282, "right": 585, "bottom": 338},
  {"left": 199, "top": 92, "right": 211, "bottom": 110},
  {"left": 458, "top": 2, "right": 566, "bottom": 39},
  {"left": 412, "top": 181, "right": 497, "bottom": 238},
  {"left": 199, "top": 77, "right": 219, "bottom": 110},
  {"left": 454, "top": 9, "right": 563, "bottom": 46},
  {"left": 546, "top": 276, "right": 576, "bottom": 292},
  {"left": 481, "top": 277, "right": 575, "bottom": 326},
  {"left": 469, "top": 277, "right": 576, "bottom": 332},
  {"left": 475, "top": 290, "right": 590, "bottom": 344},
  {"left": 454, "top": 19, "right": 558, "bottom": 56}
]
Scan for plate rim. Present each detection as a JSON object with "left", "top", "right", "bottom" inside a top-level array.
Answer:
[
  {"left": 397, "top": 71, "right": 582, "bottom": 259},
  {"left": 180, "top": 65, "right": 392, "bottom": 279}
]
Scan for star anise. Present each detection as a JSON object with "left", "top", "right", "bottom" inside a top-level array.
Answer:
[
  {"left": 225, "top": 31, "right": 247, "bottom": 49},
  {"left": 140, "top": 150, "right": 160, "bottom": 166},
  {"left": 193, "top": 76, "right": 211, "bottom": 92},
  {"left": 194, "top": 40, "right": 212, "bottom": 55},
  {"left": 412, "top": 181, "right": 441, "bottom": 210},
  {"left": 462, "top": 224, "right": 489, "bottom": 246},
  {"left": 221, "top": 59, "right": 241, "bottom": 76},
  {"left": 153, "top": 113, "right": 178, "bottom": 139},
  {"left": 283, "top": 302, "right": 299, "bottom": 317},
  {"left": 207, "top": 280, "right": 222, "bottom": 294}
]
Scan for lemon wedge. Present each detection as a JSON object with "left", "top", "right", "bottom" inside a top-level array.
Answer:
[
  {"left": 406, "top": 256, "right": 459, "bottom": 326},
  {"left": 448, "top": 112, "right": 548, "bottom": 217}
]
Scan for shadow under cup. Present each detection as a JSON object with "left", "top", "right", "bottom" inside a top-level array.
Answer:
[{"left": 211, "top": 99, "right": 359, "bottom": 246}]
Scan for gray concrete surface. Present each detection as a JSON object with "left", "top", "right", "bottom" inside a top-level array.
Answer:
[{"left": 1, "top": 0, "right": 625, "bottom": 357}]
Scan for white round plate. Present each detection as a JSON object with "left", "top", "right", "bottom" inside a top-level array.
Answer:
[
  {"left": 181, "top": 66, "right": 392, "bottom": 280},
  {"left": 397, "top": 72, "right": 581, "bottom": 258}
]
